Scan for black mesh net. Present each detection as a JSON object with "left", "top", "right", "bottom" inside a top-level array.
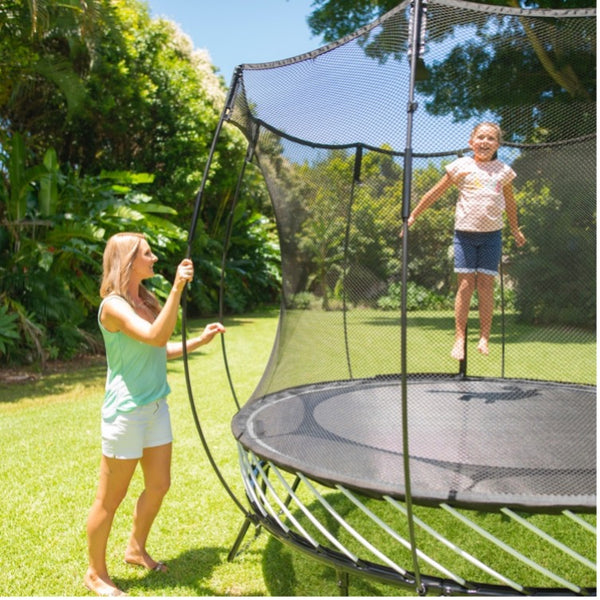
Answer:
[{"left": 226, "top": 0, "right": 595, "bottom": 510}]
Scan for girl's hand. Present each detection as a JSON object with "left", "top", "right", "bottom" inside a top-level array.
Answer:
[
  {"left": 400, "top": 214, "right": 416, "bottom": 238},
  {"left": 173, "top": 258, "right": 194, "bottom": 292},
  {"left": 513, "top": 229, "right": 526, "bottom": 247}
]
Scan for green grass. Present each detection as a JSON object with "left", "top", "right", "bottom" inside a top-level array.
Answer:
[{"left": 0, "top": 308, "right": 595, "bottom": 596}]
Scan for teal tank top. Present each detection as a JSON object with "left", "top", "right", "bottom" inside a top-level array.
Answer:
[{"left": 98, "top": 296, "right": 171, "bottom": 420}]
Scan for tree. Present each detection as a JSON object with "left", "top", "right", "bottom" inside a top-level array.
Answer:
[
  {"left": 0, "top": 0, "right": 280, "bottom": 364},
  {"left": 0, "top": 0, "right": 246, "bottom": 219},
  {"left": 307, "top": 0, "right": 594, "bottom": 138},
  {"left": 305, "top": 0, "right": 595, "bottom": 328},
  {"left": 308, "top": 0, "right": 595, "bottom": 42}
]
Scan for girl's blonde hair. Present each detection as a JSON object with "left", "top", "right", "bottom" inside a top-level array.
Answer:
[
  {"left": 470, "top": 122, "right": 503, "bottom": 160},
  {"left": 470, "top": 121, "right": 504, "bottom": 144},
  {"left": 100, "top": 232, "right": 161, "bottom": 316}
]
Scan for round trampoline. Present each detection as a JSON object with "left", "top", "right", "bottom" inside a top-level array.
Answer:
[
  {"left": 232, "top": 376, "right": 595, "bottom": 512},
  {"left": 184, "top": 0, "right": 596, "bottom": 595}
]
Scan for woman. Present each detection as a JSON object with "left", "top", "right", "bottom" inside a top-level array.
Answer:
[
  {"left": 84, "top": 232, "right": 225, "bottom": 596},
  {"left": 407, "top": 122, "right": 526, "bottom": 360}
]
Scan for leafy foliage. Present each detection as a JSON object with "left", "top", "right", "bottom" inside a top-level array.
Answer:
[
  {"left": 0, "top": 151, "right": 186, "bottom": 364},
  {"left": 510, "top": 146, "right": 596, "bottom": 328},
  {"left": 0, "top": 305, "right": 19, "bottom": 355},
  {"left": 0, "top": 0, "right": 280, "bottom": 365},
  {"left": 377, "top": 281, "right": 451, "bottom": 311},
  {"left": 0, "top": 0, "right": 595, "bottom": 366}
]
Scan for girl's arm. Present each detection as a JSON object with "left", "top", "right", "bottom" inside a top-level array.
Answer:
[
  {"left": 101, "top": 259, "right": 194, "bottom": 346},
  {"left": 407, "top": 173, "right": 454, "bottom": 226},
  {"left": 503, "top": 184, "right": 526, "bottom": 246},
  {"left": 166, "top": 322, "right": 226, "bottom": 360}
]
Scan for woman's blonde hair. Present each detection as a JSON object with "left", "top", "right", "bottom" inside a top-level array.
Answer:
[{"left": 100, "top": 232, "right": 161, "bottom": 316}]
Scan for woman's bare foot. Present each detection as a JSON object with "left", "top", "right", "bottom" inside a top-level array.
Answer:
[
  {"left": 450, "top": 338, "right": 465, "bottom": 360},
  {"left": 477, "top": 337, "right": 489, "bottom": 355},
  {"left": 84, "top": 568, "right": 127, "bottom": 596},
  {"left": 124, "top": 549, "right": 168, "bottom": 573}
]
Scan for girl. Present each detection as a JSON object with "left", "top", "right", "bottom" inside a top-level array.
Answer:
[
  {"left": 407, "top": 122, "right": 526, "bottom": 360},
  {"left": 84, "top": 232, "right": 225, "bottom": 596}
]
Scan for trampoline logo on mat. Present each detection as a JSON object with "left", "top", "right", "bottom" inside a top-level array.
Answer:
[{"left": 457, "top": 385, "right": 540, "bottom": 403}]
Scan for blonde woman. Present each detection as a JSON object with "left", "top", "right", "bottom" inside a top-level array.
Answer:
[
  {"left": 84, "top": 232, "right": 225, "bottom": 596},
  {"left": 407, "top": 123, "right": 526, "bottom": 360}
]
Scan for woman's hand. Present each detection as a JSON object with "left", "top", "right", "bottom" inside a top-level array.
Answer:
[
  {"left": 166, "top": 322, "right": 226, "bottom": 359},
  {"left": 201, "top": 322, "right": 226, "bottom": 343},
  {"left": 399, "top": 214, "right": 415, "bottom": 238},
  {"left": 173, "top": 258, "right": 194, "bottom": 292}
]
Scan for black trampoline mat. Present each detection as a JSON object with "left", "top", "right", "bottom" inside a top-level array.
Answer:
[{"left": 232, "top": 376, "right": 596, "bottom": 511}]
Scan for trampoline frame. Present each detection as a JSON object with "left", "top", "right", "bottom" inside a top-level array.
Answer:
[{"left": 229, "top": 446, "right": 596, "bottom": 596}]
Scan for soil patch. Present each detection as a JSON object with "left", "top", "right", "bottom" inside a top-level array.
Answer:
[{"left": 0, "top": 354, "right": 105, "bottom": 384}]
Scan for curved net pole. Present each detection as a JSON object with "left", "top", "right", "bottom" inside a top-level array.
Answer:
[
  {"left": 186, "top": 66, "right": 242, "bottom": 256},
  {"left": 181, "top": 66, "right": 249, "bottom": 517},
  {"left": 400, "top": 0, "right": 427, "bottom": 594},
  {"left": 218, "top": 125, "right": 261, "bottom": 412}
]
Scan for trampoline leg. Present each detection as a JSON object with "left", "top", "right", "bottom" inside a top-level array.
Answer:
[
  {"left": 336, "top": 570, "right": 349, "bottom": 596},
  {"left": 228, "top": 515, "right": 259, "bottom": 562},
  {"left": 458, "top": 324, "right": 467, "bottom": 379}
]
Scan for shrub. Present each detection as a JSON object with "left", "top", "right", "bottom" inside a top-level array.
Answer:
[{"left": 377, "top": 281, "right": 451, "bottom": 311}]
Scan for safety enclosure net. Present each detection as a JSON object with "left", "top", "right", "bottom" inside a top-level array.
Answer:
[{"left": 224, "top": 0, "right": 595, "bottom": 513}]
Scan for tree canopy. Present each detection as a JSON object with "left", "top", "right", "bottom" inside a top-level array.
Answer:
[
  {"left": 0, "top": 0, "right": 595, "bottom": 366},
  {"left": 0, "top": 0, "right": 278, "bottom": 365}
]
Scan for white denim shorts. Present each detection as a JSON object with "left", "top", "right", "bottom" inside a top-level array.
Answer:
[{"left": 101, "top": 398, "right": 172, "bottom": 459}]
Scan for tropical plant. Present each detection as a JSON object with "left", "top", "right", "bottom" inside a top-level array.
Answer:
[
  {"left": 0, "top": 304, "right": 19, "bottom": 355},
  {"left": 0, "top": 0, "right": 281, "bottom": 364},
  {"left": 0, "top": 134, "right": 189, "bottom": 364}
]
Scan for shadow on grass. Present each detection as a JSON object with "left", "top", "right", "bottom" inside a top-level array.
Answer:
[
  {"left": 347, "top": 310, "right": 594, "bottom": 347},
  {"left": 0, "top": 360, "right": 106, "bottom": 404},
  {"left": 261, "top": 535, "right": 402, "bottom": 597},
  {"left": 112, "top": 545, "right": 267, "bottom": 596},
  {"left": 259, "top": 490, "right": 414, "bottom": 597}
]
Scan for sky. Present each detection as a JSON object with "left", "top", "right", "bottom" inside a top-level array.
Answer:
[
  {"left": 142, "top": 0, "right": 506, "bottom": 159},
  {"left": 145, "top": 0, "right": 322, "bottom": 84}
]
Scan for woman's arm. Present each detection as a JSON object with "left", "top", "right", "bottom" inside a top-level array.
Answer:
[
  {"left": 100, "top": 259, "right": 194, "bottom": 346},
  {"left": 166, "top": 322, "right": 226, "bottom": 360},
  {"left": 503, "top": 184, "right": 526, "bottom": 246}
]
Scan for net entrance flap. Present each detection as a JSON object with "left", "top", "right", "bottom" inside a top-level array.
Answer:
[{"left": 224, "top": 0, "right": 595, "bottom": 513}]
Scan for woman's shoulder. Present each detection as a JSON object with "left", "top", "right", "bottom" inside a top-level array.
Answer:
[
  {"left": 99, "top": 294, "right": 136, "bottom": 334},
  {"left": 100, "top": 294, "right": 130, "bottom": 309},
  {"left": 99, "top": 294, "right": 131, "bottom": 322}
]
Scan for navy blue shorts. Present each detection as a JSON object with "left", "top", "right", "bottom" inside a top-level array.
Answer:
[{"left": 454, "top": 229, "right": 502, "bottom": 276}]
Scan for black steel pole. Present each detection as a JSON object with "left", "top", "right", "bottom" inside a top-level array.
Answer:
[{"left": 400, "top": 0, "right": 426, "bottom": 594}]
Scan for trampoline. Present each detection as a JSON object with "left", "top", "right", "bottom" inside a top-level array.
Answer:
[
  {"left": 232, "top": 376, "right": 595, "bottom": 512},
  {"left": 184, "top": 0, "right": 596, "bottom": 595}
]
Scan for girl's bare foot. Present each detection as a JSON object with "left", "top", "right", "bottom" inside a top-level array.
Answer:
[
  {"left": 84, "top": 568, "right": 127, "bottom": 596},
  {"left": 450, "top": 338, "right": 465, "bottom": 360},
  {"left": 124, "top": 549, "right": 168, "bottom": 573},
  {"left": 477, "top": 337, "right": 489, "bottom": 355}
]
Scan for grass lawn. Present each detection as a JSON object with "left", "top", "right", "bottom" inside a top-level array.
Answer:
[{"left": 0, "top": 308, "right": 595, "bottom": 596}]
